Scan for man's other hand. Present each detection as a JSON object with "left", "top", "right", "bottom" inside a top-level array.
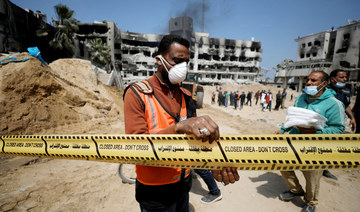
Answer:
[
  {"left": 211, "top": 167, "right": 240, "bottom": 185},
  {"left": 350, "top": 118, "right": 356, "bottom": 132},
  {"left": 296, "top": 126, "right": 316, "bottom": 134},
  {"left": 275, "top": 130, "right": 283, "bottom": 134}
]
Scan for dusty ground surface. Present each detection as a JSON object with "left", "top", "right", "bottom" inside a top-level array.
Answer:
[{"left": 0, "top": 55, "right": 359, "bottom": 212}]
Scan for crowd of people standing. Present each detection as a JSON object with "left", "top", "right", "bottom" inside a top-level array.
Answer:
[{"left": 214, "top": 87, "right": 289, "bottom": 112}]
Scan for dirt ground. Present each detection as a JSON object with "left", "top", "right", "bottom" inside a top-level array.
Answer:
[{"left": 0, "top": 55, "right": 359, "bottom": 212}]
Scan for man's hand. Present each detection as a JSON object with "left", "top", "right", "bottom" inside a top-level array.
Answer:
[
  {"left": 211, "top": 167, "right": 240, "bottom": 185},
  {"left": 350, "top": 118, "right": 356, "bottom": 132},
  {"left": 345, "top": 106, "right": 356, "bottom": 131},
  {"left": 174, "top": 115, "right": 219, "bottom": 143},
  {"left": 275, "top": 130, "right": 283, "bottom": 134},
  {"left": 296, "top": 126, "right": 316, "bottom": 134}
]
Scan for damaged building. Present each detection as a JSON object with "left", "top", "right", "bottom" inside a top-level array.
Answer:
[
  {"left": 275, "top": 19, "right": 360, "bottom": 91},
  {"left": 0, "top": 0, "right": 50, "bottom": 54},
  {"left": 119, "top": 16, "right": 262, "bottom": 87},
  {"left": 192, "top": 31, "right": 262, "bottom": 85},
  {"left": 332, "top": 20, "right": 360, "bottom": 79},
  {"left": 75, "top": 16, "right": 262, "bottom": 88},
  {"left": 120, "top": 31, "right": 163, "bottom": 85},
  {"left": 1, "top": 1, "right": 262, "bottom": 88},
  {"left": 74, "top": 20, "right": 124, "bottom": 87},
  {"left": 75, "top": 21, "right": 121, "bottom": 69}
]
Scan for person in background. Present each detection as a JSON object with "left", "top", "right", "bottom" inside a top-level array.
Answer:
[
  {"left": 353, "top": 83, "right": 358, "bottom": 96},
  {"left": 266, "top": 90, "right": 272, "bottom": 112},
  {"left": 218, "top": 89, "right": 223, "bottom": 106},
  {"left": 124, "top": 35, "right": 238, "bottom": 212},
  {"left": 254, "top": 90, "right": 260, "bottom": 105},
  {"left": 234, "top": 91, "right": 239, "bottom": 110},
  {"left": 239, "top": 91, "right": 246, "bottom": 110},
  {"left": 276, "top": 71, "right": 345, "bottom": 212},
  {"left": 261, "top": 90, "right": 267, "bottom": 111},
  {"left": 323, "top": 70, "right": 357, "bottom": 180},
  {"left": 211, "top": 92, "right": 216, "bottom": 104},
  {"left": 274, "top": 90, "right": 282, "bottom": 110},
  {"left": 281, "top": 88, "right": 287, "bottom": 109},
  {"left": 225, "top": 91, "right": 229, "bottom": 107},
  {"left": 353, "top": 85, "right": 360, "bottom": 133},
  {"left": 230, "top": 91, "right": 235, "bottom": 106},
  {"left": 245, "top": 91, "right": 252, "bottom": 106},
  {"left": 327, "top": 69, "right": 356, "bottom": 132},
  {"left": 193, "top": 169, "right": 222, "bottom": 204}
]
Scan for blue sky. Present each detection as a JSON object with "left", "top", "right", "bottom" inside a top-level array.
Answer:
[{"left": 11, "top": 0, "right": 360, "bottom": 79}]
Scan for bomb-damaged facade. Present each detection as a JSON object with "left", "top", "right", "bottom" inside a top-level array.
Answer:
[
  {"left": 75, "top": 16, "right": 262, "bottom": 88},
  {"left": 275, "top": 19, "right": 360, "bottom": 91},
  {"left": 332, "top": 20, "right": 360, "bottom": 75},
  {"left": 0, "top": 0, "right": 51, "bottom": 54},
  {"left": 193, "top": 32, "right": 262, "bottom": 85},
  {"left": 120, "top": 31, "right": 163, "bottom": 85},
  {"left": 75, "top": 21, "right": 121, "bottom": 65}
]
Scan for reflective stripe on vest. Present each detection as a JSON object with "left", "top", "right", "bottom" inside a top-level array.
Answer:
[{"left": 131, "top": 80, "right": 191, "bottom": 185}]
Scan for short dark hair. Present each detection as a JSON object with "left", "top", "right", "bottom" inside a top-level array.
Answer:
[
  {"left": 330, "top": 69, "right": 346, "bottom": 78},
  {"left": 311, "top": 71, "right": 329, "bottom": 82},
  {"left": 158, "top": 34, "right": 190, "bottom": 55}
]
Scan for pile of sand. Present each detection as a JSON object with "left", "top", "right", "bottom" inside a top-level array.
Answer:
[{"left": 0, "top": 53, "right": 122, "bottom": 135}]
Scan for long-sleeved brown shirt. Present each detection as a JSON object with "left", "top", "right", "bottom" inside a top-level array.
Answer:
[
  {"left": 124, "top": 74, "right": 184, "bottom": 135},
  {"left": 124, "top": 74, "right": 193, "bottom": 208}
]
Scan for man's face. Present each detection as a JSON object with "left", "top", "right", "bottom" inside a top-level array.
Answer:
[
  {"left": 157, "top": 42, "right": 190, "bottom": 73},
  {"left": 305, "top": 72, "right": 328, "bottom": 95},
  {"left": 331, "top": 71, "right": 347, "bottom": 84},
  {"left": 306, "top": 72, "right": 323, "bottom": 86}
]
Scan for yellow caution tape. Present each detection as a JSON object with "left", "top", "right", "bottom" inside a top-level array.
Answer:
[{"left": 1, "top": 134, "right": 359, "bottom": 171}]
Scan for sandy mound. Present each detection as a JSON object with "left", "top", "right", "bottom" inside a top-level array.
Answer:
[{"left": 0, "top": 54, "right": 122, "bottom": 135}]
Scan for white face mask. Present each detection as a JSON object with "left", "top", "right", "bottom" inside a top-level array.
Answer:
[{"left": 158, "top": 55, "right": 188, "bottom": 84}]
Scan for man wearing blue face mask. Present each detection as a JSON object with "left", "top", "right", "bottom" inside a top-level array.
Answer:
[
  {"left": 322, "top": 70, "right": 356, "bottom": 181},
  {"left": 276, "top": 71, "right": 345, "bottom": 212},
  {"left": 322, "top": 70, "right": 357, "bottom": 180},
  {"left": 328, "top": 70, "right": 356, "bottom": 132}
]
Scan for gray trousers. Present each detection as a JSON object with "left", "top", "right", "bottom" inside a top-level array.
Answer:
[{"left": 280, "top": 170, "right": 322, "bottom": 206}]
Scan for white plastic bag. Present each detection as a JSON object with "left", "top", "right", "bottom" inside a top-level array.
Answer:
[{"left": 283, "top": 107, "right": 327, "bottom": 130}]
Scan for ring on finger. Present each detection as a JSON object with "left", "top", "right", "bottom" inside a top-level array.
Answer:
[{"left": 199, "top": 128, "right": 208, "bottom": 134}]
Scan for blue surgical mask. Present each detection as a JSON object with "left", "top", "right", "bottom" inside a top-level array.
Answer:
[
  {"left": 303, "top": 86, "right": 319, "bottom": 96},
  {"left": 335, "top": 82, "right": 346, "bottom": 88},
  {"left": 333, "top": 78, "right": 346, "bottom": 88},
  {"left": 303, "top": 81, "right": 325, "bottom": 96}
]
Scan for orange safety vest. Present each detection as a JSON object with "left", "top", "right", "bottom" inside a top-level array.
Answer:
[{"left": 128, "top": 80, "right": 192, "bottom": 185}]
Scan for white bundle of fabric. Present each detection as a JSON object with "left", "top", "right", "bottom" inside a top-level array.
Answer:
[{"left": 284, "top": 106, "right": 328, "bottom": 130}]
